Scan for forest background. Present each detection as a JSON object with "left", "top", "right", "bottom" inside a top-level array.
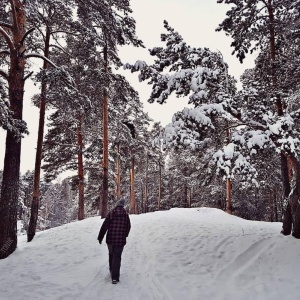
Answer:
[{"left": 1, "top": 0, "right": 299, "bottom": 259}]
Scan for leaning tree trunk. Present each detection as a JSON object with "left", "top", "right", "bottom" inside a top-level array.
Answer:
[
  {"left": 27, "top": 29, "right": 50, "bottom": 242},
  {"left": 77, "top": 116, "right": 84, "bottom": 220},
  {"left": 0, "top": 1, "right": 26, "bottom": 259}
]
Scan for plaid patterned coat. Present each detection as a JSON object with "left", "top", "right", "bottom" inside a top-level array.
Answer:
[{"left": 98, "top": 206, "right": 131, "bottom": 246}]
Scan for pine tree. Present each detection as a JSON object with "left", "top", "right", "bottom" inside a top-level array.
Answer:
[
  {"left": 0, "top": 0, "right": 57, "bottom": 259},
  {"left": 126, "top": 20, "right": 300, "bottom": 237},
  {"left": 73, "top": 0, "right": 143, "bottom": 218},
  {"left": 27, "top": 0, "right": 76, "bottom": 242},
  {"left": 216, "top": 0, "right": 300, "bottom": 235}
]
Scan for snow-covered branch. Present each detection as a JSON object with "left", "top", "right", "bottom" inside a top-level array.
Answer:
[
  {"left": 0, "top": 50, "right": 10, "bottom": 56},
  {"left": 0, "top": 69, "right": 8, "bottom": 81},
  {"left": 20, "top": 28, "right": 35, "bottom": 45},
  {"left": 24, "top": 53, "right": 57, "bottom": 68},
  {"left": 0, "top": 22, "right": 12, "bottom": 29},
  {"left": 0, "top": 26, "right": 14, "bottom": 52}
]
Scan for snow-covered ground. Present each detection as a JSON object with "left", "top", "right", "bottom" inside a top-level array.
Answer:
[{"left": 0, "top": 207, "right": 299, "bottom": 300}]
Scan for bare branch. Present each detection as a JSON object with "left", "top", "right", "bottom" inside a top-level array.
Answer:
[
  {"left": 24, "top": 53, "right": 57, "bottom": 68},
  {"left": 20, "top": 27, "right": 35, "bottom": 45},
  {"left": 0, "top": 69, "right": 9, "bottom": 81},
  {"left": 0, "top": 26, "right": 14, "bottom": 51},
  {"left": 23, "top": 71, "right": 34, "bottom": 81}
]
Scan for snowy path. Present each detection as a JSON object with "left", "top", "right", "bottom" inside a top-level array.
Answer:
[{"left": 0, "top": 208, "right": 299, "bottom": 300}]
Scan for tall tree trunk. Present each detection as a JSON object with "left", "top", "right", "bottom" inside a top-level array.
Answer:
[
  {"left": 144, "top": 154, "right": 149, "bottom": 213},
  {"left": 225, "top": 126, "right": 232, "bottom": 213},
  {"left": 274, "top": 189, "right": 278, "bottom": 222},
  {"left": 158, "top": 161, "right": 162, "bottom": 211},
  {"left": 281, "top": 154, "right": 292, "bottom": 234},
  {"left": 98, "top": 192, "right": 102, "bottom": 217},
  {"left": 226, "top": 178, "right": 232, "bottom": 213},
  {"left": 77, "top": 117, "right": 84, "bottom": 220},
  {"left": 189, "top": 187, "right": 192, "bottom": 208},
  {"left": 267, "top": 1, "right": 291, "bottom": 232},
  {"left": 116, "top": 143, "right": 121, "bottom": 200},
  {"left": 130, "top": 156, "right": 136, "bottom": 214},
  {"left": 269, "top": 189, "right": 273, "bottom": 222},
  {"left": 27, "top": 29, "right": 50, "bottom": 242},
  {"left": 140, "top": 182, "right": 144, "bottom": 213},
  {"left": 101, "top": 44, "right": 108, "bottom": 219},
  {"left": 0, "top": 1, "right": 26, "bottom": 259}
]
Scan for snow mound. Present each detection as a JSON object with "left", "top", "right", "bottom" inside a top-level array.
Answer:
[{"left": 0, "top": 208, "right": 299, "bottom": 300}]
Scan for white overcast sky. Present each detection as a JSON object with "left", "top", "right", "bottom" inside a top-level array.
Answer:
[{"left": 0, "top": 0, "right": 256, "bottom": 174}]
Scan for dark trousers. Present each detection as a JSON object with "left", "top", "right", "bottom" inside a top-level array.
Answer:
[{"left": 107, "top": 245, "right": 124, "bottom": 280}]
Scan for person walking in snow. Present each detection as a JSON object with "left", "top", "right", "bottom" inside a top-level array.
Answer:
[{"left": 97, "top": 196, "right": 131, "bottom": 284}]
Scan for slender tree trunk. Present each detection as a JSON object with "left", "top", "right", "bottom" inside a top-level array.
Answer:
[
  {"left": 130, "top": 156, "right": 136, "bottom": 214},
  {"left": 0, "top": 1, "right": 26, "bottom": 259},
  {"left": 226, "top": 178, "right": 232, "bottom": 214},
  {"left": 77, "top": 117, "right": 84, "bottom": 220},
  {"left": 225, "top": 126, "right": 232, "bottom": 213},
  {"left": 274, "top": 190, "right": 278, "bottom": 222},
  {"left": 267, "top": 0, "right": 291, "bottom": 232},
  {"left": 27, "top": 29, "right": 50, "bottom": 242},
  {"left": 140, "top": 181, "right": 144, "bottom": 213},
  {"left": 183, "top": 183, "right": 188, "bottom": 208},
  {"left": 98, "top": 193, "right": 102, "bottom": 217},
  {"left": 101, "top": 44, "right": 108, "bottom": 219},
  {"left": 170, "top": 177, "right": 173, "bottom": 208},
  {"left": 116, "top": 143, "right": 121, "bottom": 200},
  {"left": 269, "top": 190, "right": 273, "bottom": 222},
  {"left": 144, "top": 155, "right": 149, "bottom": 213},
  {"left": 158, "top": 161, "right": 162, "bottom": 211}
]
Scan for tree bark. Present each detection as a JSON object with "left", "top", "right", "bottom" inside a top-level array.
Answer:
[
  {"left": 284, "top": 156, "right": 300, "bottom": 238},
  {"left": 77, "top": 117, "right": 84, "bottom": 220},
  {"left": 27, "top": 28, "right": 50, "bottom": 242},
  {"left": 226, "top": 178, "right": 232, "bottom": 214},
  {"left": 0, "top": 0, "right": 26, "bottom": 259}
]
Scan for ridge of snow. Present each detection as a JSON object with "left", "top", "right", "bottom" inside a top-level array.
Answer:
[{"left": 0, "top": 208, "right": 298, "bottom": 300}]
